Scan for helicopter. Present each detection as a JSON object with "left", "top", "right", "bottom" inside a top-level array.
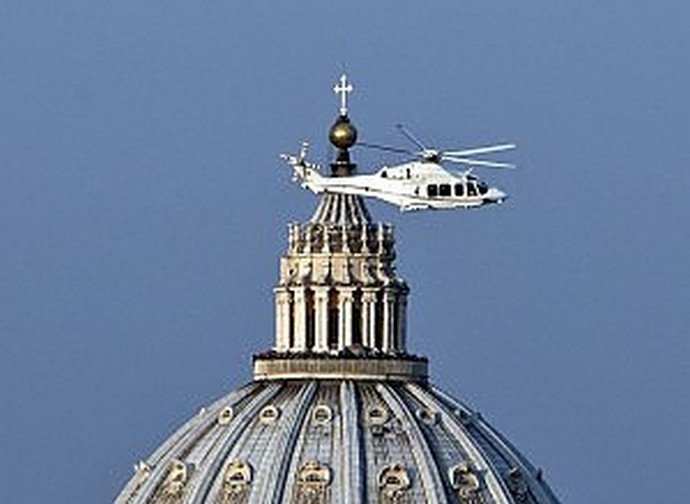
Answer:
[{"left": 281, "top": 125, "right": 515, "bottom": 212}]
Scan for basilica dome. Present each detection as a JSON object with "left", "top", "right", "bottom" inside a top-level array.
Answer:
[{"left": 115, "top": 76, "right": 560, "bottom": 504}]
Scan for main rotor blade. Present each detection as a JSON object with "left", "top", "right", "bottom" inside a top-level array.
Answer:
[
  {"left": 395, "top": 124, "right": 428, "bottom": 151},
  {"left": 443, "top": 143, "right": 516, "bottom": 157},
  {"left": 357, "top": 142, "right": 413, "bottom": 155},
  {"left": 442, "top": 156, "right": 516, "bottom": 169}
]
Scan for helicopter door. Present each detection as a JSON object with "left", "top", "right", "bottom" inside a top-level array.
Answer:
[{"left": 466, "top": 182, "right": 477, "bottom": 197}]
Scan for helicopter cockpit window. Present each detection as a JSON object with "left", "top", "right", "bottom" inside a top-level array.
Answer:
[
  {"left": 427, "top": 184, "right": 438, "bottom": 197},
  {"left": 467, "top": 182, "right": 477, "bottom": 197},
  {"left": 439, "top": 184, "right": 451, "bottom": 197},
  {"left": 478, "top": 182, "right": 488, "bottom": 195},
  {"left": 454, "top": 183, "right": 464, "bottom": 196}
]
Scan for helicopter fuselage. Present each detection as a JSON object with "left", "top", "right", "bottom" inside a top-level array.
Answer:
[{"left": 297, "top": 160, "right": 507, "bottom": 212}]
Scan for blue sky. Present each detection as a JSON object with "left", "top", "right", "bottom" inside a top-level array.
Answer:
[{"left": 1, "top": 1, "right": 689, "bottom": 502}]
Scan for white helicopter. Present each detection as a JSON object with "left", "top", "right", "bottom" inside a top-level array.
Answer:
[{"left": 281, "top": 125, "right": 515, "bottom": 212}]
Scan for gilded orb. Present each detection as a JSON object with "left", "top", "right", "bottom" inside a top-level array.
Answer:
[{"left": 329, "top": 117, "right": 358, "bottom": 149}]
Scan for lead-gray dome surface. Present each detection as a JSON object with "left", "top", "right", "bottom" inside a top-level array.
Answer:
[{"left": 117, "top": 380, "right": 558, "bottom": 504}]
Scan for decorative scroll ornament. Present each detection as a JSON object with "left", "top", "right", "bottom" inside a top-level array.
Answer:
[
  {"left": 295, "top": 460, "right": 331, "bottom": 504},
  {"left": 449, "top": 462, "right": 483, "bottom": 503},
  {"left": 217, "top": 460, "right": 252, "bottom": 504}
]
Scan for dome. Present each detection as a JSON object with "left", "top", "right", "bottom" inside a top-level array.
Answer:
[
  {"left": 115, "top": 75, "right": 560, "bottom": 503},
  {"left": 116, "top": 380, "right": 558, "bottom": 503}
]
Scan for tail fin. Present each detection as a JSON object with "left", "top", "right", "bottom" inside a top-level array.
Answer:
[{"left": 279, "top": 141, "right": 324, "bottom": 193}]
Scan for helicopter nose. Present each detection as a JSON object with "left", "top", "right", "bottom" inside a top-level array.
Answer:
[{"left": 488, "top": 188, "right": 508, "bottom": 203}]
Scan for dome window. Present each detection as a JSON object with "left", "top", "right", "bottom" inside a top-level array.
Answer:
[
  {"left": 312, "top": 405, "right": 333, "bottom": 425},
  {"left": 217, "top": 406, "right": 234, "bottom": 426},
  {"left": 416, "top": 407, "right": 439, "bottom": 425},
  {"left": 454, "top": 408, "right": 473, "bottom": 426},
  {"left": 259, "top": 405, "right": 281, "bottom": 424},
  {"left": 366, "top": 405, "right": 390, "bottom": 425}
]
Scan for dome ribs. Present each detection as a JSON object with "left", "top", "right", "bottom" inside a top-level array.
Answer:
[
  {"left": 340, "top": 381, "right": 365, "bottom": 504},
  {"left": 357, "top": 383, "right": 398, "bottom": 499},
  {"left": 409, "top": 384, "right": 512, "bottom": 504},
  {"left": 117, "top": 382, "right": 276, "bottom": 504},
  {"left": 376, "top": 383, "right": 450, "bottom": 504},
  {"left": 117, "top": 379, "right": 560, "bottom": 504},
  {"left": 310, "top": 194, "right": 372, "bottom": 227},
  {"left": 242, "top": 382, "right": 317, "bottom": 503},
  {"left": 279, "top": 381, "right": 335, "bottom": 502},
  {"left": 184, "top": 382, "right": 283, "bottom": 503},
  {"left": 394, "top": 385, "right": 470, "bottom": 502},
  {"left": 430, "top": 386, "right": 559, "bottom": 504}
]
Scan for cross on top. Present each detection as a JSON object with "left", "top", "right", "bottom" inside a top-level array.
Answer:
[{"left": 333, "top": 73, "right": 353, "bottom": 116}]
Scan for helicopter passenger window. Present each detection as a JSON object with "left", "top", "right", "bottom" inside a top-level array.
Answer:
[
  {"left": 439, "top": 184, "right": 451, "bottom": 197},
  {"left": 427, "top": 184, "right": 438, "bottom": 197},
  {"left": 454, "top": 183, "right": 464, "bottom": 196},
  {"left": 381, "top": 170, "right": 387, "bottom": 178},
  {"left": 467, "top": 182, "right": 477, "bottom": 197},
  {"left": 478, "top": 182, "right": 488, "bottom": 195}
]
